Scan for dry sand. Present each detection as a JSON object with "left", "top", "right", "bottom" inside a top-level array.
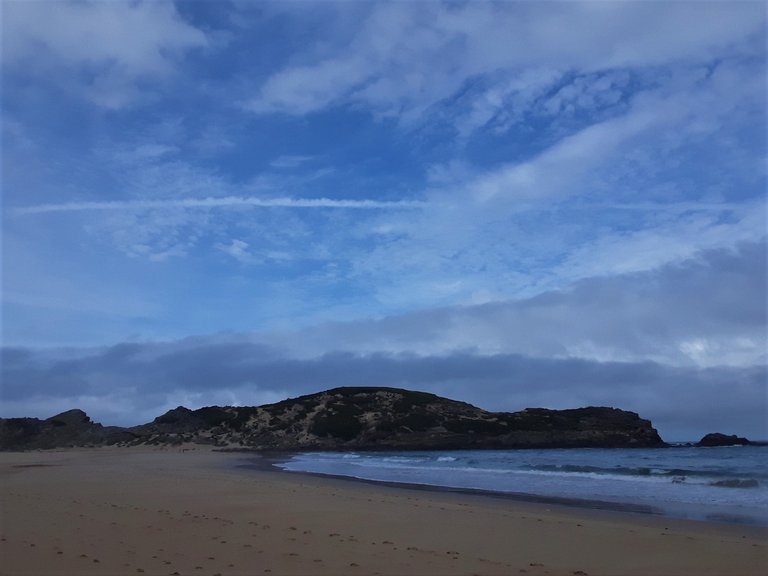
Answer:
[{"left": 0, "top": 447, "right": 765, "bottom": 576}]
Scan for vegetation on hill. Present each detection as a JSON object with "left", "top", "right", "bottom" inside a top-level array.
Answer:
[{"left": 0, "top": 386, "right": 665, "bottom": 451}]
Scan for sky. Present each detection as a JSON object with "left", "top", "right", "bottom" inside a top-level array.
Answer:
[{"left": 1, "top": 0, "right": 766, "bottom": 441}]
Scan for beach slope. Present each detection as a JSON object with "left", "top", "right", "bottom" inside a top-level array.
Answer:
[{"left": 1, "top": 448, "right": 765, "bottom": 575}]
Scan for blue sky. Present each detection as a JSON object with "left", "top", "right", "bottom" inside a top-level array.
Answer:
[{"left": 1, "top": 1, "right": 766, "bottom": 440}]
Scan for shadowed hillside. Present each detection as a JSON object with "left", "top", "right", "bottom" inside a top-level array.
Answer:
[{"left": 1, "top": 387, "right": 664, "bottom": 450}]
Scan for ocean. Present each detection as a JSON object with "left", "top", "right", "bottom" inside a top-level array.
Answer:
[{"left": 275, "top": 446, "right": 768, "bottom": 526}]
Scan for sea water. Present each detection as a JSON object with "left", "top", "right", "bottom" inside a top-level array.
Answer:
[{"left": 276, "top": 446, "right": 768, "bottom": 525}]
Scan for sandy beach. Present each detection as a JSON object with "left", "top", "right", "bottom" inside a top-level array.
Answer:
[{"left": 1, "top": 447, "right": 765, "bottom": 576}]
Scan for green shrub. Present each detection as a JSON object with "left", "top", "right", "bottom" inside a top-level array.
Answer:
[
  {"left": 443, "top": 418, "right": 507, "bottom": 435},
  {"left": 310, "top": 404, "right": 363, "bottom": 440},
  {"left": 196, "top": 407, "right": 232, "bottom": 427}
]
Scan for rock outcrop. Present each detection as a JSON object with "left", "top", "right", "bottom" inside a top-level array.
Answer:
[
  {"left": 0, "top": 409, "right": 137, "bottom": 450},
  {"left": 696, "top": 432, "right": 751, "bottom": 447},
  {"left": 0, "top": 387, "right": 665, "bottom": 451}
]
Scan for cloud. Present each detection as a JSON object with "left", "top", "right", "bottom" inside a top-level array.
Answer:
[
  {"left": 12, "top": 196, "right": 428, "bottom": 216},
  {"left": 1, "top": 343, "right": 765, "bottom": 441},
  {"left": 266, "top": 240, "right": 767, "bottom": 368},
  {"left": 338, "top": 56, "right": 765, "bottom": 309},
  {"left": 2, "top": 241, "right": 765, "bottom": 438},
  {"left": 269, "top": 155, "right": 318, "bottom": 170},
  {"left": 216, "top": 238, "right": 250, "bottom": 262},
  {"left": 2, "top": 0, "right": 208, "bottom": 108},
  {"left": 552, "top": 202, "right": 767, "bottom": 282},
  {"left": 465, "top": 61, "right": 762, "bottom": 204},
  {"left": 466, "top": 102, "right": 659, "bottom": 202},
  {"left": 246, "top": 2, "right": 763, "bottom": 122}
]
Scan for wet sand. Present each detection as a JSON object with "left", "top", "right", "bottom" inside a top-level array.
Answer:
[{"left": 1, "top": 447, "right": 765, "bottom": 575}]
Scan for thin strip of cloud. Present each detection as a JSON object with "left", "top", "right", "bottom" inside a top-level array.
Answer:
[
  {"left": 12, "top": 196, "right": 428, "bottom": 216},
  {"left": 577, "top": 202, "right": 746, "bottom": 213}
]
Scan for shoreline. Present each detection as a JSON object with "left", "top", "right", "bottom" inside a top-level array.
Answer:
[
  {"left": 238, "top": 452, "right": 663, "bottom": 514},
  {"left": 2, "top": 447, "right": 766, "bottom": 575},
  {"left": 237, "top": 450, "right": 768, "bottom": 528}
]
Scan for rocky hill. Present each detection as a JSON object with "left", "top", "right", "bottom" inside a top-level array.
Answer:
[
  {"left": 0, "top": 387, "right": 665, "bottom": 451},
  {"left": 0, "top": 409, "right": 137, "bottom": 450}
]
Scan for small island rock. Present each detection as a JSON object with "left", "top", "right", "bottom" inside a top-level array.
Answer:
[{"left": 696, "top": 432, "right": 750, "bottom": 447}]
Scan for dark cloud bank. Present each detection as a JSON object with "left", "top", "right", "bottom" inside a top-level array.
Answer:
[{"left": 2, "top": 241, "right": 766, "bottom": 441}]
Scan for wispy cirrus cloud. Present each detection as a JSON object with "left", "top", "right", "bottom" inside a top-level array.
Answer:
[
  {"left": 246, "top": 1, "right": 763, "bottom": 125},
  {"left": 269, "top": 155, "right": 319, "bottom": 170},
  {"left": 12, "top": 196, "right": 428, "bottom": 216}
]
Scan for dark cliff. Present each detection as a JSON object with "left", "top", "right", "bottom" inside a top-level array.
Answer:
[{"left": 0, "top": 387, "right": 665, "bottom": 450}]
